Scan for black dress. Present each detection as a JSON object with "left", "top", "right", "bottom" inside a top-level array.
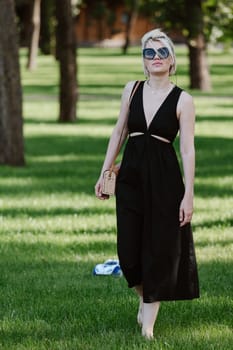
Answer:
[{"left": 116, "top": 81, "right": 199, "bottom": 303}]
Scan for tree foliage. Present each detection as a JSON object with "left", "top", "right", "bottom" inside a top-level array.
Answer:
[
  {"left": 138, "top": 0, "right": 233, "bottom": 45},
  {"left": 203, "top": 0, "right": 233, "bottom": 45}
]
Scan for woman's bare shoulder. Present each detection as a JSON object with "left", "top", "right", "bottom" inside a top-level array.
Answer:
[
  {"left": 177, "top": 89, "right": 195, "bottom": 119},
  {"left": 179, "top": 90, "right": 194, "bottom": 105},
  {"left": 177, "top": 90, "right": 193, "bottom": 111},
  {"left": 121, "top": 81, "right": 139, "bottom": 103},
  {"left": 123, "top": 80, "right": 138, "bottom": 93}
]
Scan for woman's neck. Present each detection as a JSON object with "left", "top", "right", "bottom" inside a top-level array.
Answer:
[{"left": 147, "top": 76, "right": 171, "bottom": 91}]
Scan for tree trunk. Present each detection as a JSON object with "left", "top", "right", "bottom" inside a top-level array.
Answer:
[
  {"left": 185, "top": 0, "right": 211, "bottom": 91},
  {"left": 40, "top": 0, "right": 55, "bottom": 55},
  {"left": 122, "top": 12, "right": 132, "bottom": 55},
  {"left": 0, "top": 0, "right": 24, "bottom": 166},
  {"left": 27, "top": 0, "right": 41, "bottom": 70},
  {"left": 122, "top": 0, "right": 138, "bottom": 55},
  {"left": 15, "top": 2, "right": 33, "bottom": 47},
  {"left": 55, "top": 0, "right": 78, "bottom": 122},
  {"left": 187, "top": 34, "right": 211, "bottom": 91},
  {"left": 97, "top": 17, "right": 103, "bottom": 42}
]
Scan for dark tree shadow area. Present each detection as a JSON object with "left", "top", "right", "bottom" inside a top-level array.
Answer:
[{"left": 0, "top": 134, "right": 232, "bottom": 199}]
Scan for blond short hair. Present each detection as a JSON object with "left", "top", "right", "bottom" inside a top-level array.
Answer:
[{"left": 141, "top": 28, "right": 176, "bottom": 76}]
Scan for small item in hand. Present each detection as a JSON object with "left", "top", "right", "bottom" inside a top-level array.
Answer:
[
  {"left": 101, "top": 81, "right": 140, "bottom": 197},
  {"left": 102, "top": 167, "right": 119, "bottom": 196}
]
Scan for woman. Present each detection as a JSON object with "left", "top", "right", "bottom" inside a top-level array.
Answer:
[{"left": 95, "top": 29, "right": 199, "bottom": 340}]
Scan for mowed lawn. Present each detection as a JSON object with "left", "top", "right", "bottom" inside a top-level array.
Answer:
[{"left": 0, "top": 46, "right": 232, "bottom": 349}]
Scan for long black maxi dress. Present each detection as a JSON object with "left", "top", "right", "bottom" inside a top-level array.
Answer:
[{"left": 115, "top": 81, "right": 199, "bottom": 303}]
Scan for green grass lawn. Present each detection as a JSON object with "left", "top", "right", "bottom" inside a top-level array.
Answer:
[{"left": 0, "top": 46, "right": 232, "bottom": 349}]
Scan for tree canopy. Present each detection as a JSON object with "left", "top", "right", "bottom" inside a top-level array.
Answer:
[{"left": 138, "top": 0, "right": 233, "bottom": 46}]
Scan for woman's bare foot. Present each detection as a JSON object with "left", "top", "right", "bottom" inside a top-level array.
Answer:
[
  {"left": 141, "top": 302, "right": 160, "bottom": 340},
  {"left": 142, "top": 327, "right": 154, "bottom": 340}
]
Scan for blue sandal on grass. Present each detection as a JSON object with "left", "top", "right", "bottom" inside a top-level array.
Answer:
[{"left": 93, "top": 259, "right": 122, "bottom": 276}]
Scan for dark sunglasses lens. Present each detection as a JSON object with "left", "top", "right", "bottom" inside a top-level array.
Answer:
[
  {"left": 143, "top": 48, "right": 155, "bottom": 60},
  {"left": 157, "top": 47, "right": 169, "bottom": 58},
  {"left": 143, "top": 47, "right": 169, "bottom": 60}
]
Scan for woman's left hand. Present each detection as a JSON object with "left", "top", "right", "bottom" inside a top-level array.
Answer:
[{"left": 179, "top": 195, "right": 193, "bottom": 227}]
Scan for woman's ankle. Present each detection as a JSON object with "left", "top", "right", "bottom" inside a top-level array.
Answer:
[{"left": 142, "top": 302, "right": 160, "bottom": 338}]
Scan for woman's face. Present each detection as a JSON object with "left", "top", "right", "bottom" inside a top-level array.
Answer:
[{"left": 143, "top": 39, "right": 173, "bottom": 77}]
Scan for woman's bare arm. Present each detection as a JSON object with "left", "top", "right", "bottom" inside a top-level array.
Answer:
[
  {"left": 95, "top": 81, "right": 136, "bottom": 199},
  {"left": 177, "top": 91, "right": 196, "bottom": 226}
]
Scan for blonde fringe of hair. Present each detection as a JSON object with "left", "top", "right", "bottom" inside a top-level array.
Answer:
[{"left": 141, "top": 28, "right": 177, "bottom": 76}]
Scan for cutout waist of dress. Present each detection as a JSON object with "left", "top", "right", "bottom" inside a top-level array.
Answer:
[{"left": 129, "top": 132, "right": 170, "bottom": 143}]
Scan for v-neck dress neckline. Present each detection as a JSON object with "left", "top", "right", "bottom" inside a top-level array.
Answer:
[{"left": 142, "top": 82, "right": 176, "bottom": 130}]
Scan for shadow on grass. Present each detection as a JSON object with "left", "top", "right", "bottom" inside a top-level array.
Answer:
[
  {"left": 24, "top": 118, "right": 59, "bottom": 125},
  {"left": 194, "top": 234, "right": 233, "bottom": 248},
  {"left": 210, "top": 64, "right": 233, "bottom": 75},
  {"left": 0, "top": 240, "right": 117, "bottom": 261},
  {"left": 23, "top": 85, "right": 58, "bottom": 95},
  {"left": 78, "top": 118, "right": 116, "bottom": 125},
  {"left": 23, "top": 82, "right": 124, "bottom": 96},
  {"left": 195, "top": 136, "right": 233, "bottom": 178},
  {"left": 24, "top": 117, "right": 116, "bottom": 126},
  {"left": 0, "top": 134, "right": 232, "bottom": 198},
  {"left": 0, "top": 206, "right": 115, "bottom": 218},
  {"left": 196, "top": 115, "right": 233, "bottom": 122},
  {"left": 175, "top": 64, "right": 233, "bottom": 79},
  {"left": 193, "top": 217, "right": 233, "bottom": 231}
]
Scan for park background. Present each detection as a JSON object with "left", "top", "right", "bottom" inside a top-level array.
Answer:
[{"left": 0, "top": 1, "right": 232, "bottom": 349}]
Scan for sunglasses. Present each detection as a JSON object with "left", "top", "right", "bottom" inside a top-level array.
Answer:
[{"left": 143, "top": 47, "right": 170, "bottom": 60}]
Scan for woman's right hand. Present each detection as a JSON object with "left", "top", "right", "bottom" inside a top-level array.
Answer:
[{"left": 95, "top": 176, "right": 110, "bottom": 200}]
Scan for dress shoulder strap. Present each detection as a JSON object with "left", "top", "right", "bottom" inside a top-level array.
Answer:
[
  {"left": 128, "top": 81, "right": 140, "bottom": 107},
  {"left": 174, "top": 85, "right": 183, "bottom": 98},
  {"left": 129, "top": 80, "right": 140, "bottom": 98}
]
